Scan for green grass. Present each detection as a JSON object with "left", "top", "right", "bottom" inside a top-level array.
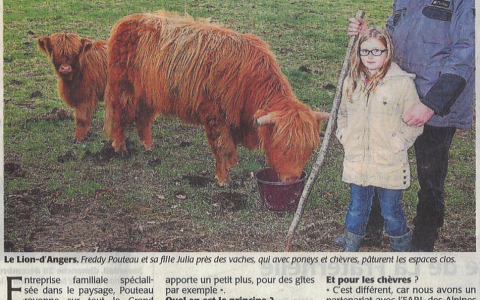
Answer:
[{"left": 3, "top": 0, "right": 475, "bottom": 252}]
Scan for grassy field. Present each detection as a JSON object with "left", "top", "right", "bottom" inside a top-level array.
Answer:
[{"left": 3, "top": 0, "right": 475, "bottom": 252}]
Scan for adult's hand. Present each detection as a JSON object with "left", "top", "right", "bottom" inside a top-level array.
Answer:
[
  {"left": 403, "top": 102, "right": 435, "bottom": 127},
  {"left": 348, "top": 18, "right": 368, "bottom": 37}
]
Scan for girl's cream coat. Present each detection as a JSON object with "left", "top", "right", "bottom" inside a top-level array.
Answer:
[{"left": 336, "top": 62, "right": 423, "bottom": 189}]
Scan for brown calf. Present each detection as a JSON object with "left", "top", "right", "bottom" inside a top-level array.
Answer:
[{"left": 38, "top": 33, "right": 107, "bottom": 140}]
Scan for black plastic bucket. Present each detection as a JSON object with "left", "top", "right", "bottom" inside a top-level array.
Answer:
[{"left": 254, "top": 168, "right": 307, "bottom": 211}]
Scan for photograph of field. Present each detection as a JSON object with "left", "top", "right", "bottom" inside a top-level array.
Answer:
[{"left": 3, "top": 0, "right": 475, "bottom": 252}]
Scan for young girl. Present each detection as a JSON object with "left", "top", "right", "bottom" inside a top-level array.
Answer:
[{"left": 336, "top": 28, "right": 423, "bottom": 252}]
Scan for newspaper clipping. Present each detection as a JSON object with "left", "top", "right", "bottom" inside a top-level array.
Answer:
[
  {"left": 1, "top": 0, "right": 478, "bottom": 300},
  {"left": 1, "top": 253, "right": 479, "bottom": 299}
]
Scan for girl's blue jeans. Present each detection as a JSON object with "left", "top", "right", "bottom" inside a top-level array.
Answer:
[{"left": 345, "top": 184, "right": 408, "bottom": 237}]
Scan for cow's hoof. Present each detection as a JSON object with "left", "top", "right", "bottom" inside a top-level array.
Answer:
[
  {"left": 112, "top": 141, "right": 127, "bottom": 153},
  {"left": 142, "top": 141, "right": 155, "bottom": 151},
  {"left": 216, "top": 175, "right": 232, "bottom": 187},
  {"left": 74, "top": 134, "right": 87, "bottom": 142}
]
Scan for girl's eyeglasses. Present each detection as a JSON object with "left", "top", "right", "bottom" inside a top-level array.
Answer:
[{"left": 359, "top": 49, "right": 387, "bottom": 56}]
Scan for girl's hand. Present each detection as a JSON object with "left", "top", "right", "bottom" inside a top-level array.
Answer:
[
  {"left": 402, "top": 103, "right": 434, "bottom": 127},
  {"left": 348, "top": 18, "right": 368, "bottom": 37}
]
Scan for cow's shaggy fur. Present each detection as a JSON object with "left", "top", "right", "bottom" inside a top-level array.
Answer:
[
  {"left": 38, "top": 33, "right": 107, "bottom": 140},
  {"left": 105, "top": 11, "right": 328, "bottom": 185}
]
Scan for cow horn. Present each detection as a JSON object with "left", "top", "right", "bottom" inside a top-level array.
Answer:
[
  {"left": 315, "top": 111, "right": 330, "bottom": 120},
  {"left": 255, "top": 113, "right": 276, "bottom": 127}
]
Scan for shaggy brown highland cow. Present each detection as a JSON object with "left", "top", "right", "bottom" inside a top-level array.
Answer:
[
  {"left": 38, "top": 33, "right": 108, "bottom": 140},
  {"left": 105, "top": 11, "right": 329, "bottom": 185}
]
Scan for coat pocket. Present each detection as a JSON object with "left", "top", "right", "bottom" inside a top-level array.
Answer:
[
  {"left": 371, "top": 149, "right": 406, "bottom": 166},
  {"left": 392, "top": 8, "right": 407, "bottom": 26},
  {"left": 422, "top": 5, "right": 453, "bottom": 21},
  {"left": 344, "top": 149, "right": 364, "bottom": 162},
  {"left": 343, "top": 133, "right": 365, "bottom": 162}
]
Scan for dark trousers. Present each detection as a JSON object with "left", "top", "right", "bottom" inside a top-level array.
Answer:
[
  {"left": 366, "top": 125, "right": 456, "bottom": 251},
  {"left": 412, "top": 125, "right": 456, "bottom": 250}
]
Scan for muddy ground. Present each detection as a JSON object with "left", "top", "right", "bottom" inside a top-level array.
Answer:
[{"left": 4, "top": 109, "right": 476, "bottom": 253}]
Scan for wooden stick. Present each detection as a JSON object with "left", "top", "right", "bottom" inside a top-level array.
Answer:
[{"left": 284, "top": 10, "right": 365, "bottom": 252}]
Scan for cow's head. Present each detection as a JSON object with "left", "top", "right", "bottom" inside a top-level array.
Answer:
[
  {"left": 38, "top": 33, "right": 93, "bottom": 81},
  {"left": 255, "top": 106, "right": 329, "bottom": 182}
]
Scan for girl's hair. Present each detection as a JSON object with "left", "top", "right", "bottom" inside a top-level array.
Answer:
[{"left": 346, "top": 27, "right": 394, "bottom": 99}]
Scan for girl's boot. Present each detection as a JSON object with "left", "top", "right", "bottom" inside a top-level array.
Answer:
[
  {"left": 390, "top": 229, "right": 411, "bottom": 252},
  {"left": 344, "top": 231, "right": 364, "bottom": 252}
]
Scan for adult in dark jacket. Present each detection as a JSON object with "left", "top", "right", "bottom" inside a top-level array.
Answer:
[{"left": 344, "top": 0, "right": 475, "bottom": 251}]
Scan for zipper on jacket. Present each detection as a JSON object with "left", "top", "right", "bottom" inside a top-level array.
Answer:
[{"left": 362, "top": 91, "right": 371, "bottom": 186}]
